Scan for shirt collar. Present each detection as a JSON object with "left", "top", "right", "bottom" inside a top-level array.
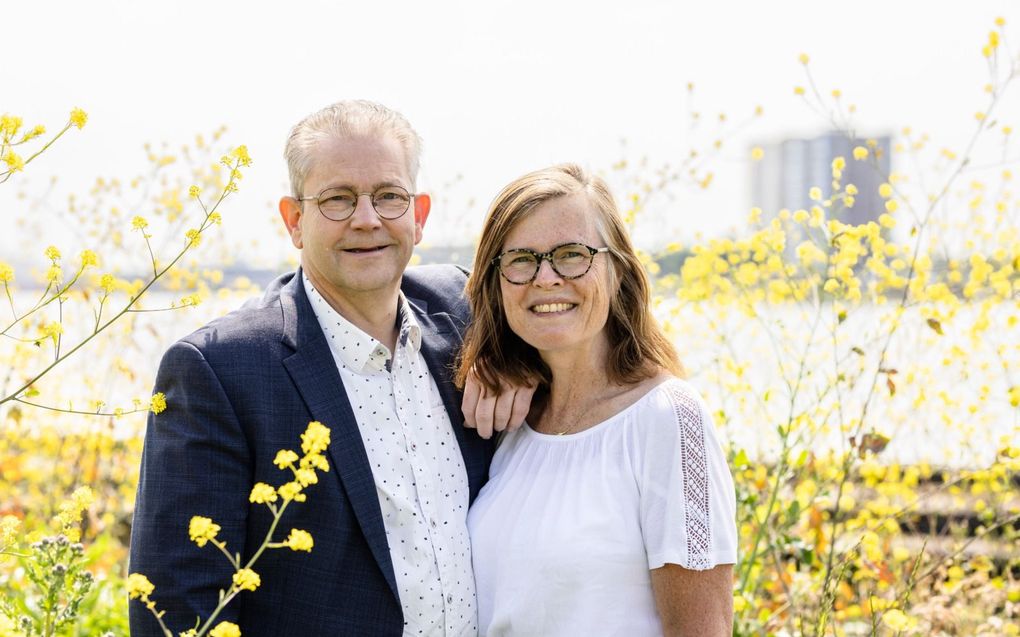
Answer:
[{"left": 302, "top": 273, "right": 422, "bottom": 374}]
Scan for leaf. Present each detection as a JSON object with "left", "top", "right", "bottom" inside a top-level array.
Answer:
[
  {"left": 860, "top": 432, "right": 891, "bottom": 455},
  {"left": 851, "top": 346, "right": 865, "bottom": 356},
  {"left": 926, "top": 318, "right": 944, "bottom": 335}
]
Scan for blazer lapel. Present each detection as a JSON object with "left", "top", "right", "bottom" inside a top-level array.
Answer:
[
  {"left": 278, "top": 273, "right": 399, "bottom": 603},
  {"left": 409, "top": 298, "right": 485, "bottom": 492}
]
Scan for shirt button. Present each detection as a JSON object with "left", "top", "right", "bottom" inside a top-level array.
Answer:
[
  {"left": 447, "top": 594, "right": 453, "bottom": 604},
  {"left": 430, "top": 519, "right": 437, "bottom": 528},
  {"left": 411, "top": 443, "right": 417, "bottom": 451}
]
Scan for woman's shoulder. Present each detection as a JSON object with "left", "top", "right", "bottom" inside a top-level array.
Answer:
[{"left": 624, "top": 375, "right": 713, "bottom": 439}]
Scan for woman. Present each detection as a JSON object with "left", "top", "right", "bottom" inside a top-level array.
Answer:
[{"left": 457, "top": 164, "right": 737, "bottom": 636}]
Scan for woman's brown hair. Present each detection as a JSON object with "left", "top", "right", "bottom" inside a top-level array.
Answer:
[{"left": 455, "top": 163, "right": 682, "bottom": 394}]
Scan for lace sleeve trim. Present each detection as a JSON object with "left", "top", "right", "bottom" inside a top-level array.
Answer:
[{"left": 665, "top": 383, "right": 712, "bottom": 570}]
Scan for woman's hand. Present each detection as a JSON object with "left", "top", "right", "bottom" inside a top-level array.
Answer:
[{"left": 461, "top": 373, "right": 536, "bottom": 439}]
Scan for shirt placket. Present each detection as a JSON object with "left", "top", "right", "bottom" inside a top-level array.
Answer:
[{"left": 391, "top": 337, "right": 454, "bottom": 634}]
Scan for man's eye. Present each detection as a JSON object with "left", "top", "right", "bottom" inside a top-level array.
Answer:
[{"left": 322, "top": 192, "right": 356, "bottom": 204}]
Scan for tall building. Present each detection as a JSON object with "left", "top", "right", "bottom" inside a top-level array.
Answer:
[{"left": 751, "top": 131, "right": 891, "bottom": 227}]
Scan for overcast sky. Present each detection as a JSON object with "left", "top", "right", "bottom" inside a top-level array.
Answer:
[{"left": 3, "top": 0, "right": 1016, "bottom": 266}]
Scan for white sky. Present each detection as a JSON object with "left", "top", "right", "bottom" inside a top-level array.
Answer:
[{"left": 3, "top": 0, "right": 1017, "bottom": 266}]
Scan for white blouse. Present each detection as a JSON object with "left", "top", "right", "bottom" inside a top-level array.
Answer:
[{"left": 467, "top": 378, "right": 737, "bottom": 637}]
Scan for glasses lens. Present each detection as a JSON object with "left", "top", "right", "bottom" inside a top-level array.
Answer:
[
  {"left": 551, "top": 244, "right": 593, "bottom": 277},
  {"left": 499, "top": 251, "right": 539, "bottom": 283},
  {"left": 373, "top": 187, "right": 411, "bottom": 219},
  {"left": 317, "top": 188, "right": 357, "bottom": 220}
]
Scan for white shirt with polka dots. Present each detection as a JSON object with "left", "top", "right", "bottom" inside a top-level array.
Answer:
[{"left": 304, "top": 276, "right": 476, "bottom": 636}]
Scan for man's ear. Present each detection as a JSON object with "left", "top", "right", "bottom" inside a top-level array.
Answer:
[
  {"left": 279, "top": 196, "right": 304, "bottom": 249},
  {"left": 413, "top": 193, "right": 431, "bottom": 244}
]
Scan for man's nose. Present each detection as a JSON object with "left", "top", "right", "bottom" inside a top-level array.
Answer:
[{"left": 348, "top": 193, "right": 382, "bottom": 229}]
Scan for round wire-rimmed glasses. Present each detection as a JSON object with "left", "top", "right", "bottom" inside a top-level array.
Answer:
[
  {"left": 492, "top": 242, "right": 611, "bottom": 285},
  {"left": 298, "top": 185, "right": 413, "bottom": 221}
]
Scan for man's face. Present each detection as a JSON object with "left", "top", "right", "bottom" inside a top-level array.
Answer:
[{"left": 279, "top": 134, "right": 430, "bottom": 311}]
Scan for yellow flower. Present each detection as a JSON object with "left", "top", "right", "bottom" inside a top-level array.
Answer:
[
  {"left": 232, "top": 568, "right": 261, "bottom": 592},
  {"left": 45, "top": 265, "right": 62, "bottom": 283},
  {"left": 69, "top": 107, "right": 88, "bottom": 129},
  {"left": 230, "top": 145, "right": 253, "bottom": 167},
  {"left": 2, "top": 151, "right": 24, "bottom": 172},
  {"left": 882, "top": 609, "right": 917, "bottom": 631},
  {"left": 79, "top": 249, "right": 98, "bottom": 268},
  {"left": 284, "top": 528, "right": 314, "bottom": 552},
  {"left": 249, "top": 483, "right": 277, "bottom": 504},
  {"left": 188, "top": 185, "right": 201, "bottom": 198},
  {"left": 1, "top": 515, "right": 21, "bottom": 547},
  {"left": 798, "top": 52, "right": 810, "bottom": 64},
  {"left": 188, "top": 516, "right": 221, "bottom": 547},
  {"left": 794, "top": 86, "right": 805, "bottom": 96},
  {"left": 0, "top": 114, "right": 23, "bottom": 137},
  {"left": 274, "top": 449, "right": 299, "bottom": 469},
  {"left": 186, "top": 228, "right": 201, "bottom": 247},
  {"left": 126, "top": 573, "right": 155, "bottom": 600},
  {"left": 150, "top": 392, "right": 167, "bottom": 414},
  {"left": 885, "top": 199, "right": 899, "bottom": 213},
  {"left": 209, "top": 621, "right": 241, "bottom": 637},
  {"left": 131, "top": 216, "right": 149, "bottom": 230},
  {"left": 750, "top": 146, "right": 764, "bottom": 161},
  {"left": 295, "top": 468, "right": 318, "bottom": 486},
  {"left": 878, "top": 183, "right": 893, "bottom": 198},
  {"left": 831, "top": 156, "right": 846, "bottom": 172},
  {"left": 0, "top": 262, "right": 13, "bottom": 283},
  {"left": 278, "top": 481, "right": 306, "bottom": 502},
  {"left": 853, "top": 146, "right": 869, "bottom": 160},
  {"left": 44, "top": 245, "right": 61, "bottom": 260},
  {"left": 301, "top": 421, "right": 331, "bottom": 455},
  {"left": 100, "top": 273, "right": 116, "bottom": 293},
  {"left": 845, "top": 184, "right": 858, "bottom": 196},
  {"left": 809, "top": 187, "right": 822, "bottom": 201}
]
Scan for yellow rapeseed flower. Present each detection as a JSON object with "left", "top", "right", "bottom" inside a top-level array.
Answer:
[
  {"left": 278, "top": 481, "right": 306, "bottom": 502},
  {"left": 885, "top": 199, "right": 899, "bottom": 213},
  {"left": 2, "top": 151, "right": 24, "bottom": 172},
  {"left": 301, "top": 421, "right": 331, "bottom": 455},
  {"left": 809, "top": 187, "right": 822, "bottom": 201},
  {"left": 69, "top": 107, "right": 88, "bottom": 129},
  {"left": 188, "top": 185, "right": 201, "bottom": 198},
  {"left": 284, "top": 528, "right": 314, "bottom": 552},
  {"left": 230, "top": 145, "right": 253, "bottom": 167},
  {"left": 149, "top": 392, "right": 167, "bottom": 414},
  {"left": 878, "top": 183, "right": 893, "bottom": 198},
  {"left": 131, "top": 216, "right": 149, "bottom": 230},
  {"left": 0, "top": 262, "right": 13, "bottom": 283},
  {"left": 831, "top": 156, "right": 846, "bottom": 172},
  {"left": 0, "top": 515, "right": 20, "bottom": 547},
  {"left": 79, "top": 249, "right": 98, "bottom": 268},
  {"left": 126, "top": 573, "right": 155, "bottom": 600},
  {"left": 794, "top": 86, "right": 805, "bottom": 96},
  {"left": 209, "top": 621, "right": 241, "bottom": 637},
  {"left": 100, "top": 273, "right": 116, "bottom": 293},
  {"left": 249, "top": 483, "right": 277, "bottom": 504},
  {"left": 274, "top": 449, "right": 299, "bottom": 469},
  {"left": 798, "top": 53, "right": 810, "bottom": 64},
  {"left": 750, "top": 146, "right": 764, "bottom": 161},
  {"left": 44, "top": 245, "right": 61, "bottom": 260},
  {"left": 188, "top": 516, "right": 221, "bottom": 547},
  {"left": 232, "top": 568, "right": 261, "bottom": 592},
  {"left": 186, "top": 228, "right": 201, "bottom": 247}
]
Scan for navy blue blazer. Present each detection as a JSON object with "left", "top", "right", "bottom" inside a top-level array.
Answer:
[{"left": 129, "top": 265, "right": 493, "bottom": 636}]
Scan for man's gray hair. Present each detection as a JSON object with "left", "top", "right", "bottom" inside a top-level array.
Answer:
[{"left": 284, "top": 100, "right": 423, "bottom": 197}]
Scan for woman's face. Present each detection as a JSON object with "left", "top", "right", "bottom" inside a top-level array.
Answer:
[{"left": 497, "top": 193, "right": 613, "bottom": 360}]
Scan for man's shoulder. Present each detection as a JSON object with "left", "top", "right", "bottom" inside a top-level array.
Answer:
[
  {"left": 175, "top": 271, "right": 295, "bottom": 355},
  {"left": 401, "top": 264, "right": 469, "bottom": 307}
]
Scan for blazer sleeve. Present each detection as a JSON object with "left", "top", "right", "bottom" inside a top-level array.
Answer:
[{"left": 129, "top": 340, "right": 253, "bottom": 636}]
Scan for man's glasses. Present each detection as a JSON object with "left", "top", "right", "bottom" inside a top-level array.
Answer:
[
  {"left": 298, "top": 186, "right": 412, "bottom": 221},
  {"left": 492, "top": 242, "right": 611, "bottom": 285}
]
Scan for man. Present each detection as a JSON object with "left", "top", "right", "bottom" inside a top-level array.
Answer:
[{"left": 130, "top": 101, "right": 529, "bottom": 636}]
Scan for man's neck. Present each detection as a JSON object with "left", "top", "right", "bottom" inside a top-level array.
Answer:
[{"left": 304, "top": 271, "right": 401, "bottom": 352}]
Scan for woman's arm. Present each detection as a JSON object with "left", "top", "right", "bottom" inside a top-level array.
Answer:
[{"left": 651, "top": 563, "right": 734, "bottom": 637}]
